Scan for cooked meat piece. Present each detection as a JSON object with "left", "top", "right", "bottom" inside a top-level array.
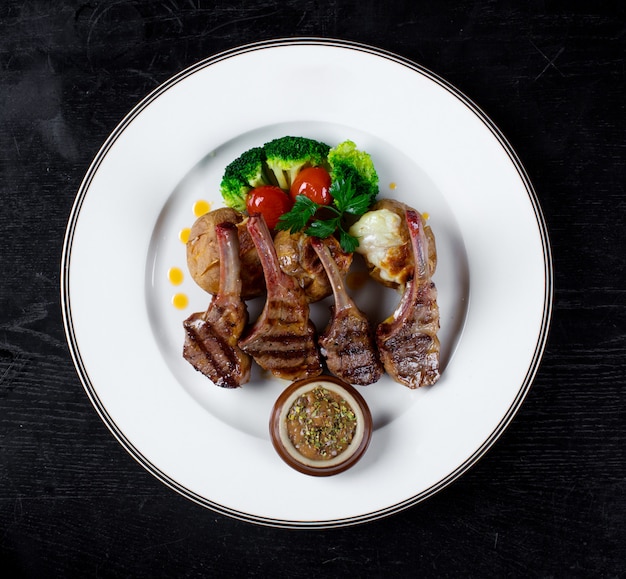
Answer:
[
  {"left": 239, "top": 215, "right": 322, "bottom": 380},
  {"left": 312, "top": 238, "right": 383, "bottom": 386},
  {"left": 186, "top": 207, "right": 265, "bottom": 299},
  {"left": 376, "top": 209, "right": 440, "bottom": 388},
  {"left": 183, "top": 222, "right": 251, "bottom": 388},
  {"left": 274, "top": 230, "right": 352, "bottom": 303}
]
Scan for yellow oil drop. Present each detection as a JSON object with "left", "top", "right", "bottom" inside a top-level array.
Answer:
[
  {"left": 422, "top": 212, "right": 430, "bottom": 220},
  {"left": 172, "top": 293, "right": 188, "bottom": 309},
  {"left": 179, "top": 227, "right": 190, "bottom": 244},
  {"left": 389, "top": 182, "right": 397, "bottom": 190},
  {"left": 193, "top": 200, "right": 211, "bottom": 217},
  {"left": 168, "top": 267, "right": 184, "bottom": 285}
]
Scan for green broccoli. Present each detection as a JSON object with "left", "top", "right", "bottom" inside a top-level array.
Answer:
[
  {"left": 263, "top": 136, "right": 330, "bottom": 190},
  {"left": 219, "top": 146, "right": 274, "bottom": 211},
  {"left": 328, "top": 140, "right": 379, "bottom": 202},
  {"left": 218, "top": 137, "right": 377, "bottom": 220}
]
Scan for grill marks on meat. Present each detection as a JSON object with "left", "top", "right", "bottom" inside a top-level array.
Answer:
[
  {"left": 183, "top": 222, "right": 251, "bottom": 388},
  {"left": 184, "top": 209, "right": 441, "bottom": 389},
  {"left": 312, "top": 238, "right": 382, "bottom": 386},
  {"left": 238, "top": 215, "right": 322, "bottom": 380},
  {"left": 376, "top": 210, "right": 440, "bottom": 388}
]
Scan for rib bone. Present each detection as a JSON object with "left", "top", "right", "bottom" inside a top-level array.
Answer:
[
  {"left": 183, "top": 222, "right": 251, "bottom": 388},
  {"left": 376, "top": 209, "right": 440, "bottom": 388},
  {"left": 238, "top": 214, "right": 322, "bottom": 380},
  {"left": 312, "top": 237, "right": 382, "bottom": 385}
]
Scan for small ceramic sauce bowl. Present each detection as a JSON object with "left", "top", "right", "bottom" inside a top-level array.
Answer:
[{"left": 269, "top": 376, "right": 372, "bottom": 476}]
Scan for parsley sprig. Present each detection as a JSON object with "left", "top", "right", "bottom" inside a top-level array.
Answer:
[{"left": 276, "top": 178, "right": 374, "bottom": 253}]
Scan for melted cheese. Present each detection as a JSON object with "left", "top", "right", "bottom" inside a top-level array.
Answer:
[{"left": 349, "top": 209, "right": 404, "bottom": 283}]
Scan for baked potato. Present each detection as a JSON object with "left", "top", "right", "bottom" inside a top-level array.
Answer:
[
  {"left": 274, "top": 230, "right": 353, "bottom": 303},
  {"left": 186, "top": 207, "right": 265, "bottom": 299}
]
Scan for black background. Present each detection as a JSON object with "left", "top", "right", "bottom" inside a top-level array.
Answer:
[{"left": 1, "top": 1, "right": 624, "bottom": 577}]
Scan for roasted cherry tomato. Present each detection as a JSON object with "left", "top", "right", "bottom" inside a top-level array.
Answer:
[
  {"left": 290, "top": 166, "right": 332, "bottom": 205},
  {"left": 246, "top": 186, "right": 294, "bottom": 230}
]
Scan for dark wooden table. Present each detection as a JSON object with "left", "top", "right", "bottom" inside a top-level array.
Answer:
[{"left": 2, "top": 2, "right": 624, "bottom": 576}]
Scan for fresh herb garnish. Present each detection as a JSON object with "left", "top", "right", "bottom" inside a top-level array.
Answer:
[{"left": 276, "top": 178, "right": 374, "bottom": 253}]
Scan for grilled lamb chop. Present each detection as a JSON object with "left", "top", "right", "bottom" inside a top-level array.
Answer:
[
  {"left": 238, "top": 214, "right": 322, "bottom": 380},
  {"left": 183, "top": 222, "right": 251, "bottom": 388},
  {"left": 312, "top": 237, "right": 382, "bottom": 386},
  {"left": 376, "top": 209, "right": 440, "bottom": 388}
]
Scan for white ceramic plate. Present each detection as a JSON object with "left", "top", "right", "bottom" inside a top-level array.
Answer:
[{"left": 62, "top": 38, "right": 552, "bottom": 528}]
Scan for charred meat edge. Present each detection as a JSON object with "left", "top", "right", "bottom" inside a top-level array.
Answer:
[
  {"left": 182, "top": 221, "right": 251, "bottom": 388},
  {"left": 238, "top": 214, "right": 322, "bottom": 380},
  {"left": 312, "top": 237, "right": 383, "bottom": 386},
  {"left": 376, "top": 209, "right": 440, "bottom": 388}
]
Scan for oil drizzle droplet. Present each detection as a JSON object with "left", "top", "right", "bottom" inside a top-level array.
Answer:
[
  {"left": 193, "top": 200, "right": 211, "bottom": 217},
  {"left": 179, "top": 227, "right": 190, "bottom": 243},
  {"left": 172, "top": 293, "right": 188, "bottom": 309},
  {"left": 168, "top": 267, "right": 184, "bottom": 285}
]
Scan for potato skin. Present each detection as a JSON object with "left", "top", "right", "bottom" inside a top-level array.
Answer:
[
  {"left": 274, "top": 230, "right": 352, "bottom": 303},
  {"left": 361, "top": 199, "right": 437, "bottom": 289},
  {"left": 186, "top": 207, "right": 265, "bottom": 299}
]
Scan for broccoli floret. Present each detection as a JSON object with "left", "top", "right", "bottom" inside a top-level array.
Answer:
[
  {"left": 328, "top": 140, "right": 379, "bottom": 201},
  {"left": 225, "top": 146, "right": 270, "bottom": 188},
  {"left": 220, "top": 147, "right": 274, "bottom": 210},
  {"left": 264, "top": 136, "right": 330, "bottom": 190},
  {"left": 219, "top": 176, "right": 249, "bottom": 212}
]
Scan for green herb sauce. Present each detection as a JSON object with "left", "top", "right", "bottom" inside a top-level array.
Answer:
[{"left": 286, "top": 386, "right": 357, "bottom": 461}]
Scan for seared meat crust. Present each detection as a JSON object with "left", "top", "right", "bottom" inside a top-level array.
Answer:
[{"left": 183, "top": 222, "right": 252, "bottom": 388}]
